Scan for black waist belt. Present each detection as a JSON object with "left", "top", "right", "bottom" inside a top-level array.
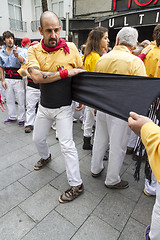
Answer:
[
  {"left": 4, "top": 67, "right": 22, "bottom": 79},
  {"left": 27, "top": 77, "right": 40, "bottom": 89},
  {"left": 40, "top": 77, "right": 72, "bottom": 109},
  {"left": 71, "top": 72, "right": 160, "bottom": 122}
]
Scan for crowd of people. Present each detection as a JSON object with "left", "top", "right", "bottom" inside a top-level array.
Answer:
[{"left": 0, "top": 10, "right": 160, "bottom": 240}]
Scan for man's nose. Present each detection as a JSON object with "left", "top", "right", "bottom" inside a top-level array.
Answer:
[{"left": 51, "top": 30, "right": 56, "bottom": 38}]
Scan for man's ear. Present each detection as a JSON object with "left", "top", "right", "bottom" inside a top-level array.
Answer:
[
  {"left": 39, "top": 26, "right": 43, "bottom": 36},
  {"left": 115, "top": 37, "right": 119, "bottom": 46}
]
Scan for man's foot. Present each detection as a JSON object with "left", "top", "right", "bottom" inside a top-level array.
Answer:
[
  {"left": 59, "top": 183, "right": 84, "bottom": 203},
  {"left": 145, "top": 225, "right": 151, "bottom": 240},
  {"left": 4, "top": 118, "right": 17, "bottom": 124},
  {"left": 126, "top": 147, "right": 133, "bottom": 155},
  {"left": 18, "top": 121, "right": 25, "bottom": 126},
  {"left": 51, "top": 124, "right": 56, "bottom": 131},
  {"left": 34, "top": 154, "right": 51, "bottom": 170},
  {"left": 91, "top": 167, "right": 104, "bottom": 178},
  {"left": 83, "top": 136, "right": 92, "bottom": 150},
  {"left": 105, "top": 180, "right": 129, "bottom": 189},
  {"left": 72, "top": 117, "right": 78, "bottom": 123},
  {"left": 25, "top": 125, "right": 33, "bottom": 133},
  {"left": 143, "top": 189, "right": 155, "bottom": 197}
]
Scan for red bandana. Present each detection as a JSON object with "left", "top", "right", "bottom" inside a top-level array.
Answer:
[{"left": 41, "top": 38, "right": 70, "bottom": 55}]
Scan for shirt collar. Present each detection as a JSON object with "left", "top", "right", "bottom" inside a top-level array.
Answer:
[{"left": 113, "top": 45, "right": 131, "bottom": 53}]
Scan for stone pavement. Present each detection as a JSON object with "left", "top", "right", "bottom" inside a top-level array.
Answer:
[{"left": 0, "top": 107, "right": 155, "bottom": 240}]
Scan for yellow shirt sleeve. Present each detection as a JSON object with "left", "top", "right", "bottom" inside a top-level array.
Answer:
[
  {"left": 141, "top": 122, "right": 160, "bottom": 183},
  {"left": 27, "top": 46, "right": 40, "bottom": 69},
  {"left": 18, "top": 58, "right": 29, "bottom": 77}
]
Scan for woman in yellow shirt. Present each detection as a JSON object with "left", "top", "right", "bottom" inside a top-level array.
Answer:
[{"left": 82, "top": 26, "right": 109, "bottom": 150}]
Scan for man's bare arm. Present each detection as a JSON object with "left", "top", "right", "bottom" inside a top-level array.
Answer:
[
  {"left": 0, "top": 66, "right": 4, "bottom": 81},
  {"left": 28, "top": 67, "right": 86, "bottom": 84},
  {"left": 0, "top": 66, "right": 7, "bottom": 89}
]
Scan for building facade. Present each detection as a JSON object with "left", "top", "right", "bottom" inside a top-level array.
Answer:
[
  {"left": 0, "top": 0, "right": 72, "bottom": 45},
  {"left": 64, "top": 0, "right": 160, "bottom": 47}
]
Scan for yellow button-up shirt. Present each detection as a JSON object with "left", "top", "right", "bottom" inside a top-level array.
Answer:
[
  {"left": 27, "top": 41, "right": 83, "bottom": 72},
  {"left": 141, "top": 122, "right": 160, "bottom": 184},
  {"left": 95, "top": 45, "right": 147, "bottom": 76}
]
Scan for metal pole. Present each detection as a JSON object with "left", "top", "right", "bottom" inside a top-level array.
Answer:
[{"left": 66, "top": 12, "right": 69, "bottom": 41}]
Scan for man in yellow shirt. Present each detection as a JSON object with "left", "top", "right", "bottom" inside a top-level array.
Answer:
[
  {"left": 28, "top": 11, "right": 85, "bottom": 203},
  {"left": 91, "top": 27, "right": 147, "bottom": 189},
  {"left": 128, "top": 112, "right": 160, "bottom": 240}
]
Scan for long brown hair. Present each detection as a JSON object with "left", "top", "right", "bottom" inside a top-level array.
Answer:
[{"left": 83, "top": 26, "right": 108, "bottom": 63}]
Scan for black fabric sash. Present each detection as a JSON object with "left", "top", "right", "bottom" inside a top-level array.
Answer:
[
  {"left": 4, "top": 67, "right": 22, "bottom": 80},
  {"left": 71, "top": 72, "right": 160, "bottom": 122},
  {"left": 27, "top": 77, "right": 40, "bottom": 89}
]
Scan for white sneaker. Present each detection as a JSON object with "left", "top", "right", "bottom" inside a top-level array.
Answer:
[
  {"left": 51, "top": 124, "right": 56, "bottom": 131},
  {"left": 72, "top": 117, "right": 78, "bottom": 123}
]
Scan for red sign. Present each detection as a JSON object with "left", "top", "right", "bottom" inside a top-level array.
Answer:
[{"left": 113, "top": 0, "right": 159, "bottom": 10}]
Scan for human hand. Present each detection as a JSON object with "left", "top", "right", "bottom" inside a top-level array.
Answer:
[
  {"left": 68, "top": 68, "right": 86, "bottom": 77},
  {"left": 2, "top": 80, "right": 7, "bottom": 89},
  {"left": 142, "top": 47, "right": 151, "bottom": 56},
  {"left": 75, "top": 104, "right": 84, "bottom": 111},
  {"left": 128, "top": 112, "right": 152, "bottom": 136},
  {"left": 13, "top": 46, "right": 19, "bottom": 58}
]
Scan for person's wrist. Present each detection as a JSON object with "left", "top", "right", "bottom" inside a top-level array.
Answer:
[{"left": 59, "top": 69, "right": 68, "bottom": 79}]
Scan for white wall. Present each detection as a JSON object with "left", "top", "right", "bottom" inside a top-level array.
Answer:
[{"left": 0, "top": 0, "right": 10, "bottom": 37}]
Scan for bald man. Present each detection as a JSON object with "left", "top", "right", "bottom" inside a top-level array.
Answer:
[{"left": 28, "top": 11, "right": 85, "bottom": 203}]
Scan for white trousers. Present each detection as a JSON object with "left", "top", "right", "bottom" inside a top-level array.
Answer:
[
  {"left": 5, "top": 78, "right": 25, "bottom": 121},
  {"left": 71, "top": 100, "right": 85, "bottom": 121},
  {"left": 145, "top": 173, "right": 158, "bottom": 196},
  {"left": 0, "top": 81, "right": 6, "bottom": 101},
  {"left": 84, "top": 106, "right": 95, "bottom": 137},
  {"left": 25, "top": 86, "right": 40, "bottom": 127},
  {"left": 127, "top": 130, "right": 137, "bottom": 148},
  {"left": 150, "top": 183, "right": 160, "bottom": 240},
  {"left": 91, "top": 111, "right": 131, "bottom": 185},
  {"left": 33, "top": 104, "right": 82, "bottom": 187}
]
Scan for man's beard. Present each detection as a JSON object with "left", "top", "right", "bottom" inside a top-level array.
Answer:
[
  {"left": 8, "top": 44, "right": 13, "bottom": 48},
  {"left": 48, "top": 38, "right": 58, "bottom": 48}
]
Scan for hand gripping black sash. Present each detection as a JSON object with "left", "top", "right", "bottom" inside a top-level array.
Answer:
[{"left": 71, "top": 72, "right": 160, "bottom": 121}]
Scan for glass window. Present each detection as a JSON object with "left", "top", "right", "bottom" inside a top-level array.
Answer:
[
  {"left": 34, "top": 0, "right": 42, "bottom": 20},
  {"left": 59, "top": 1, "right": 64, "bottom": 18},
  {"left": 35, "top": 6, "right": 42, "bottom": 20},
  {"left": 15, "top": 6, "right": 22, "bottom": 21},
  {"left": 8, "top": 0, "right": 22, "bottom": 21},
  {"left": 8, "top": 4, "right": 14, "bottom": 19},
  {"left": 52, "top": 3, "right": 59, "bottom": 16},
  {"left": 8, "top": 0, "right": 21, "bottom": 5},
  {"left": 52, "top": 1, "right": 64, "bottom": 18},
  {"left": 34, "top": 0, "right": 41, "bottom": 5}
]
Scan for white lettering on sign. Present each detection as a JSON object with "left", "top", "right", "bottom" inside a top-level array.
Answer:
[
  {"left": 124, "top": 16, "right": 129, "bottom": 26},
  {"left": 156, "top": 12, "right": 160, "bottom": 22},
  {"left": 109, "top": 18, "right": 115, "bottom": 27},
  {"left": 139, "top": 14, "right": 145, "bottom": 24}
]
